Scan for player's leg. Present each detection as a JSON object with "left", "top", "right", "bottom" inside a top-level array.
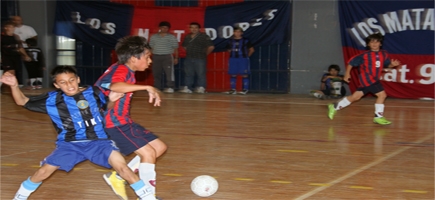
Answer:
[
  {"left": 180, "top": 58, "right": 194, "bottom": 92},
  {"left": 161, "top": 55, "right": 175, "bottom": 92},
  {"left": 107, "top": 150, "right": 156, "bottom": 200},
  {"left": 373, "top": 90, "right": 391, "bottom": 125},
  {"left": 328, "top": 90, "right": 364, "bottom": 119},
  {"left": 238, "top": 58, "right": 250, "bottom": 95},
  {"left": 13, "top": 164, "right": 58, "bottom": 200}
]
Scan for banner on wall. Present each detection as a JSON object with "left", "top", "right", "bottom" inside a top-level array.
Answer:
[
  {"left": 204, "top": 1, "right": 291, "bottom": 51},
  {"left": 339, "top": 1, "right": 434, "bottom": 99},
  {"left": 53, "top": 1, "right": 133, "bottom": 48}
]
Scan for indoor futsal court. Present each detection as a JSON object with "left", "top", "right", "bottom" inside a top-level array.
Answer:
[{"left": 1, "top": 89, "right": 433, "bottom": 199}]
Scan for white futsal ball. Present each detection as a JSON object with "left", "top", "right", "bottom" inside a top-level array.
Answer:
[{"left": 190, "top": 175, "right": 219, "bottom": 197}]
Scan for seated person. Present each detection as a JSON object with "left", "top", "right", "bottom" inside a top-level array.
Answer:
[{"left": 311, "top": 64, "right": 346, "bottom": 99}]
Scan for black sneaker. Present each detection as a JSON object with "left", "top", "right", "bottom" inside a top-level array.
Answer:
[{"left": 238, "top": 90, "right": 249, "bottom": 95}]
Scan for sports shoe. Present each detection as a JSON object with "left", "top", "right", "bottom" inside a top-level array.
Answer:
[
  {"left": 103, "top": 171, "right": 128, "bottom": 200},
  {"left": 227, "top": 89, "right": 237, "bottom": 94},
  {"left": 195, "top": 87, "right": 206, "bottom": 94},
  {"left": 238, "top": 89, "right": 248, "bottom": 95},
  {"left": 163, "top": 88, "right": 174, "bottom": 93},
  {"left": 327, "top": 104, "right": 337, "bottom": 120},
  {"left": 373, "top": 117, "right": 392, "bottom": 125},
  {"left": 178, "top": 86, "right": 192, "bottom": 93}
]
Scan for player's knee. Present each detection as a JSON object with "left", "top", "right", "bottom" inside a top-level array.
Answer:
[{"left": 136, "top": 145, "right": 157, "bottom": 159}]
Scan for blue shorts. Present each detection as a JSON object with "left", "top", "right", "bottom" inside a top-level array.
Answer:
[
  {"left": 41, "top": 140, "right": 119, "bottom": 172},
  {"left": 106, "top": 122, "right": 158, "bottom": 156},
  {"left": 228, "top": 58, "right": 250, "bottom": 75},
  {"left": 357, "top": 81, "right": 384, "bottom": 95}
]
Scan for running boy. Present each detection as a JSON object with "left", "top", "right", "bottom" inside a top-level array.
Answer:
[
  {"left": 95, "top": 36, "right": 167, "bottom": 200},
  {"left": 327, "top": 33, "right": 401, "bottom": 125},
  {"left": 226, "top": 27, "right": 254, "bottom": 95},
  {"left": 1, "top": 66, "right": 154, "bottom": 200}
]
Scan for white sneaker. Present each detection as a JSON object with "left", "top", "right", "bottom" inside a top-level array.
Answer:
[
  {"left": 163, "top": 88, "right": 174, "bottom": 93},
  {"left": 195, "top": 87, "right": 206, "bottom": 94},
  {"left": 179, "top": 86, "right": 192, "bottom": 93}
]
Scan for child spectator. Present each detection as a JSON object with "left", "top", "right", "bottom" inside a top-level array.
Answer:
[{"left": 311, "top": 64, "right": 346, "bottom": 99}]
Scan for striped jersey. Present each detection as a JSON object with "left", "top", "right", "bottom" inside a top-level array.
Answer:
[
  {"left": 94, "top": 64, "right": 135, "bottom": 128},
  {"left": 348, "top": 50, "right": 391, "bottom": 87},
  {"left": 149, "top": 33, "right": 179, "bottom": 55},
  {"left": 227, "top": 38, "right": 253, "bottom": 58},
  {"left": 24, "top": 86, "right": 109, "bottom": 142}
]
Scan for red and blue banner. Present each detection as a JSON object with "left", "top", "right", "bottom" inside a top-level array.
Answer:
[
  {"left": 339, "top": 0, "right": 434, "bottom": 99},
  {"left": 54, "top": 1, "right": 134, "bottom": 48}
]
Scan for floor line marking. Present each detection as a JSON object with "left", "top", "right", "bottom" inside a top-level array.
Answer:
[
  {"left": 294, "top": 133, "right": 434, "bottom": 200},
  {"left": 402, "top": 190, "right": 428, "bottom": 194},
  {"left": 349, "top": 186, "right": 373, "bottom": 190},
  {"left": 0, "top": 150, "right": 38, "bottom": 158}
]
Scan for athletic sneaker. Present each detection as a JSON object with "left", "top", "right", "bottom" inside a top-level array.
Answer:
[
  {"left": 227, "top": 89, "right": 237, "bottom": 95},
  {"left": 327, "top": 104, "right": 337, "bottom": 120},
  {"left": 163, "top": 88, "right": 174, "bottom": 93},
  {"left": 238, "top": 90, "right": 249, "bottom": 95},
  {"left": 195, "top": 87, "right": 206, "bottom": 94},
  {"left": 373, "top": 117, "right": 392, "bottom": 125},
  {"left": 103, "top": 171, "right": 128, "bottom": 200},
  {"left": 178, "top": 86, "right": 192, "bottom": 93}
]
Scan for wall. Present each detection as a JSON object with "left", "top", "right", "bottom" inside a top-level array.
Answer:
[{"left": 290, "top": 0, "right": 349, "bottom": 94}]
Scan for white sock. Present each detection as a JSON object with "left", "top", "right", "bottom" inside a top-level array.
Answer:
[
  {"left": 313, "top": 92, "right": 322, "bottom": 98},
  {"left": 13, "top": 177, "right": 41, "bottom": 200},
  {"left": 130, "top": 180, "right": 155, "bottom": 200},
  {"left": 139, "top": 163, "right": 156, "bottom": 195},
  {"left": 375, "top": 104, "right": 385, "bottom": 117},
  {"left": 335, "top": 97, "right": 351, "bottom": 110}
]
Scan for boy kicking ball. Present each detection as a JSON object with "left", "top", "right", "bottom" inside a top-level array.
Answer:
[{"left": 328, "top": 33, "right": 401, "bottom": 125}]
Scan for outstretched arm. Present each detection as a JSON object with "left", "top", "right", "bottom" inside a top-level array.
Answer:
[
  {"left": 388, "top": 59, "right": 401, "bottom": 68},
  {"left": 110, "top": 82, "right": 161, "bottom": 106},
  {"left": 0, "top": 72, "right": 29, "bottom": 105}
]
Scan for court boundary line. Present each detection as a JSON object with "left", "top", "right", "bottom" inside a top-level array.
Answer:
[{"left": 294, "top": 133, "right": 434, "bottom": 200}]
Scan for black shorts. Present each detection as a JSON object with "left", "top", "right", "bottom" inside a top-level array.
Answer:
[
  {"left": 106, "top": 122, "right": 158, "bottom": 156},
  {"left": 357, "top": 81, "right": 384, "bottom": 95}
]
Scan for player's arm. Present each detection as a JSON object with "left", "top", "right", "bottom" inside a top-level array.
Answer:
[
  {"left": 206, "top": 45, "right": 214, "bottom": 55},
  {"left": 248, "top": 47, "right": 255, "bottom": 57},
  {"left": 0, "top": 72, "right": 29, "bottom": 105},
  {"left": 106, "top": 91, "right": 124, "bottom": 110},
  {"left": 343, "top": 64, "right": 353, "bottom": 83},
  {"left": 387, "top": 59, "right": 401, "bottom": 68},
  {"left": 110, "top": 82, "right": 161, "bottom": 106}
]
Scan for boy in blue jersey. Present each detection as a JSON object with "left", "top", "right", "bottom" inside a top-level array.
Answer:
[
  {"left": 226, "top": 27, "right": 254, "bottom": 95},
  {"left": 1, "top": 66, "right": 154, "bottom": 200},
  {"left": 327, "top": 33, "right": 401, "bottom": 125}
]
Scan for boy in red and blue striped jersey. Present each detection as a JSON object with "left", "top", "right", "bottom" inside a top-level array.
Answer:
[
  {"left": 95, "top": 36, "right": 167, "bottom": 200},
  {"left": 328, "top": 33, "right": 401, "bottom": 125}
]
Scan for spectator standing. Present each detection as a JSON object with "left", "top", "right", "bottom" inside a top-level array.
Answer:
[{"left": 149, "top": 21, "right": 179, "bottom": 93}]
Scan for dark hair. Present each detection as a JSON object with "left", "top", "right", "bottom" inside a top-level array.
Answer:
[
  {"left": 115, "top": 36, "right": 151, "bottom": 64},
  {"left": 365, "top": 33, "right": 384, "bottom": 48},
  {"left": 2, "top": 21, "right": 15, "bottom": 28},
  {"left": 159, "top": 21, "right": 171, "bottom": 28},
  {"left": 328, "top": 64, "right": 340, "bottom": 72},
  {"left": 233, "top": 27, "right": 243, "bottom": 32},
  {"left": 25, "top": 38, "right": 37, "bottom": 47},
  {"left": 51, "top": 66, "right": 78, "bottom": 82},
  {"left": 190, "top": 22, "right": 201, "bottom": 29}
]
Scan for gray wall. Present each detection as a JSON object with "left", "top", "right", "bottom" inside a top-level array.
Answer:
[
  {"left": 18, "top": 0, "right": 56, "bottom": 87},
  {"left": 290, "top": 0, "right": 349, "bottom": 94}
]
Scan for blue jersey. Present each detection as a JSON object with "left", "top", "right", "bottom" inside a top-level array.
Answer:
[
  {"left": 24, "top": 86, "right": 109, "bottom": 142},
  {"left": 227, "top": 38, "right": 253, "bottom": 58}
]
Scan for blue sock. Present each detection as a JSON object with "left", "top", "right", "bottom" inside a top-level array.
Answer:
[
  {"left": 242, "top": 77, "right": 249, "bottom": 90},
  {"left": 230, "top": 76, "right": 236, "bottom": 89}
]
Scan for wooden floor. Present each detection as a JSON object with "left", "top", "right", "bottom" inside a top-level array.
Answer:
[{"left": 1, "top": 90, "right": 434, "bottom": 200}]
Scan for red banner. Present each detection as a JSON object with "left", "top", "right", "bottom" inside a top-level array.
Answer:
[{"left": 130, "top": 6, "right": 205, "bottom": 58}]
